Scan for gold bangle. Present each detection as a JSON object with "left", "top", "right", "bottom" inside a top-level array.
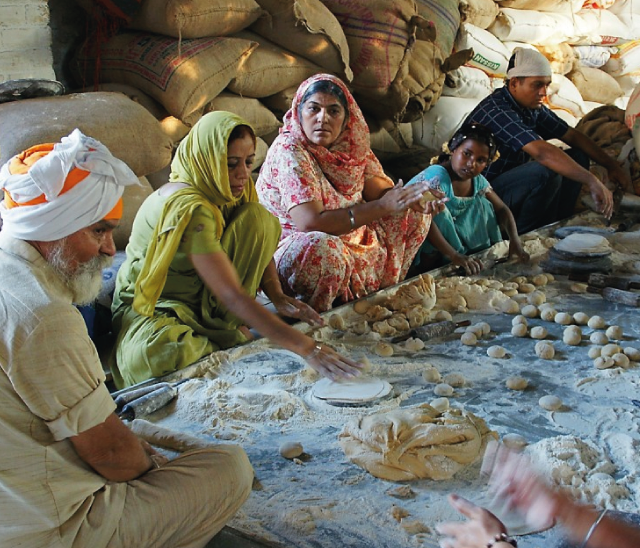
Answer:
[
  {"left": 304, "top": 344, "right": 323, "bottom": 361},
  {"left": 348, "top": 208, "right": 356, "bottom": 229}
]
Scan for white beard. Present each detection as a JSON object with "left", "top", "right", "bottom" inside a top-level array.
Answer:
[{"left": 48, "top": 240, "right": 112, "bottom": 306}]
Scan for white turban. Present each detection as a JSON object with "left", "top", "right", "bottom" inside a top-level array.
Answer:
[
  {"left": 507, "top": 48, "right": 552, "bottom": 79},
  {"left": 0, "top": 128, "right": 139, "bottom": 241}
]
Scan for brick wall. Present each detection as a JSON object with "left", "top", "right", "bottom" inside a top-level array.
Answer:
[{"left": 0, "top": 0, "right": 55, "bottom": 82}]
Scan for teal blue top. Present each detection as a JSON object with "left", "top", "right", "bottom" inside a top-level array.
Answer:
[{"left": 408, "top": 164, "right": 503, "bottom": 264}]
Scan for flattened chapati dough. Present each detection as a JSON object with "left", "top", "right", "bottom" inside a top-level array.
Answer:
[
  {"left": 312, "top": 377, "right": 392, "bottom": 403},
  {"left": 338, "top": 406, "right": 497, "bottom": 481}
]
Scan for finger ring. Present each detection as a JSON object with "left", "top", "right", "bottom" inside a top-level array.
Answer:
[{"left": 304, "top": 344, "right": 323, "bottom": 361}]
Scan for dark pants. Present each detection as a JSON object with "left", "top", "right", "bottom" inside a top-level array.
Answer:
[{"left": 490, "top": 148, "right": 589, "bottom": 234}]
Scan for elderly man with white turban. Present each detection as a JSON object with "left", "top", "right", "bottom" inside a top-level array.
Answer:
[
  {"left": 463, "top": 47, "right": 633, "bottom": 233},
  {"left": 0, "top": 129, "right": 253, "bottom": 548}
]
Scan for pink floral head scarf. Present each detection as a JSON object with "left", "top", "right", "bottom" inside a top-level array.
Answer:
[{"left": 281, "top": 73, "right": 373, "bottom": 196}]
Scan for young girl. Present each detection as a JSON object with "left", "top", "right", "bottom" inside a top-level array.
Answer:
[{"left": 408, "top": 123, "right": 529, "bottom": 275}]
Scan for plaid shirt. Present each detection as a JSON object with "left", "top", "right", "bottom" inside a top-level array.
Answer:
[{"left": 465, "top": 86, "right": 569, "bottom": 181}]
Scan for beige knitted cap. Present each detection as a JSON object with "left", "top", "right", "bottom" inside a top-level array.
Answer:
[{"left": 507, "top": 47, "right": 552, "bottom": 78}]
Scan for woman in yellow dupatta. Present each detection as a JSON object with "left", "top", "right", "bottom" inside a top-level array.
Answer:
[{"left": 111, "top": 111, "right": 362, "bottom": 388}]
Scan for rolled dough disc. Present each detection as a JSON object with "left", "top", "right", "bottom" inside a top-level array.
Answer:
[
  {"left": 312, "top": 377, "right": 392, "bottom": 404},
  {"left": 553, "top": 233, "right": 611, "bottom": 257}
]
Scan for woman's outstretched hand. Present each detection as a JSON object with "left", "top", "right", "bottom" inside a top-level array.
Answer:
[
  {"left": 303, "top": 342, "right": 364, "bottom": 380},
  {"left": 381, "top": 179, "right": 447, "bottom": 214},
  {"left": 272, "top": 294, "right": 324, "bottom": 327},
  {"left": 451, "top": 252, "right": 483, "bottom": 275},
  {"left": 436, "top": 494, "right": 507, "bottom": 548}
]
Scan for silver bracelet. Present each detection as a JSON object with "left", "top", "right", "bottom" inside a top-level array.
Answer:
[
  {"left": 486, "top": 533, "right": 517, "bottom": 548},
  {"left": 348, "top": 207, "right": 356, "bottom": 228},
  {"left": 304, "top": 344, "right": 323, "bottom": 361},
  {"left": 579, "top": 508, "right": 607, "bottom": 548}
]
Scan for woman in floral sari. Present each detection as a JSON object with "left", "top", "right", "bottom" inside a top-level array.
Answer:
[{"left": 257, "top": 74, "right": 445, "bottom": 312}]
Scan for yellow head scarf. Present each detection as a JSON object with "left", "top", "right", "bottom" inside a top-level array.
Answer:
[{"left": 133, "top": 111, "right": 258, "bottom": 316}]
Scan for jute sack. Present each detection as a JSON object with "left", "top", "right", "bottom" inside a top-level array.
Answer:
[
  {"left": 496, "top": 0, "right": 583, "bottom": 12},
  {"left": 415, "top": 0, "right": 460, "bottom": 57},
  {"left": 228, "top": 31, "right": 321, "bottom": 98},
  {"left": 78, "top": 83, "right": 192, "bottom": 144},
  {"left": 603, "top": 41, "right": 640, "bottom": 77},
  {"left": 456, "top": 23, "right": 511, "bottom": 78},
  {"left": 459, "top": 0, "right": 499, "bottom": 30},
  {"left": 322, "top": 0, "right": 432, "bottom": 121},
  {"left": 250, "top": 0, "right": 352, "bottom": 82},
  {"left": 442, "top": 65, "right": 493, "bottom": 99},
  {"left": 128, "top": 0, "right": 263, "bottom": 38},
  {"left": 261, "top": 86, "right": 298, "bottom": 120},
  {"left": 205, "top": 92, "right": 282, "bottom": 137},
  {"left": 547, "top": 73, "right": 586, "bottom": 118},
  {"left": 113, "top": 176, "right": 155, "bottom": 250},
  {"left": 537, "top": 43, "right": 575, "bottom": 75},
  {"left": 254, "top": 137, "right": 269, "bottom": 171},
  {"left": 574, "top": 9, "right": 632, "bottom": 46},
  {"left": 0, "top": 92, "right": 172, "bottom": 177},
  {"left": 568, "top": 66, "right": 624, "bottom": 104},
  {"left": 72, "top": 32, "right": 257, "bottom": 121}
]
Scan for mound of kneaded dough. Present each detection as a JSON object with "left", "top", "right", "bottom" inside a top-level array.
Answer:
[{"left": 338, "top": 406, "right": 497, "bottom": 481}]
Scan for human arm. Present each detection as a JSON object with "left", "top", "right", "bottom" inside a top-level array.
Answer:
[
  {"left": 190, "top": 250, "right": 362, "bottom": 379},
  {"left": 426, "top": 222, "right": 483, "bottom": 275},
  {"left": 70, "top": 412, "right": 165, "bottom": 481},
  {"left": 481, "top": 441, "right": 640, "bottom": 548},
  {"left": 260, "top": 259, "right": 323, "bottom": 327},
  {"left": 289, "top": 177, "right": 438, "bottom": 236},
  {"left": 484, "top": 190, "right": 529, "bottom": 262},
  {"left": 522, "top": 139, "right": 613, "bottom": 218},
  {"left": 562, "top": 127, "right": 634, "bottom": 194}
]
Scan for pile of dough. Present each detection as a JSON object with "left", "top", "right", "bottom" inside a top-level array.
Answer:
[
  {"left": 338, "top": 406, "right": 497, "bottom": 481},
  {"left": 385, "top": 273, "right": 436, "bottom": 312}
]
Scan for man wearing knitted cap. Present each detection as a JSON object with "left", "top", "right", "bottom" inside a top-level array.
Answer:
[
  {"left": 0, "top": 129, "right": 253, "bottom": 548},
  {"left": 463, "top": 47, "right": 634, "bottom": 233}
]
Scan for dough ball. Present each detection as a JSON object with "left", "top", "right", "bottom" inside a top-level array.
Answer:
[
  {"left": 613, "top": 353, "right": 630, "bottom": 368},
  {"left": 512, "top": 315, "right": 528, "bottom": 327},
  {"left": 502, "top": 433, "right": 528, "bottom": 449},
  {"left": 501, "top": 299, "right": 520, "bottom": 314},
  {"left": 430, "top": 397, "right": 449, "bottom": 412},
  {"left": 353, "top": 300, "right": 371, "bottom": 314},
  {"left": 594, "top": 356, "right": 615, "bottom": 370},
  {"left": 535, "top": 341, "right": 555, "bottom": 359},
  {"left": 422, "top": 367, "right": 441, "bottom": 383},
  {"left": 403, "top": 337, "right": 425, "bottom": 353},
  {"left": 521, "top": 304, "right": 539, "bottom": 318},
  {"left": 476, "top": 321, "right": 491, "bottom": 336},
  {"left": 513, "top": 293, "right": 529, "bottom": 304},
  {"left": 527, "top": 291, "right": 546, "bottom": 306},
  {"left": 540, "top": 308, "right": 557, "bottom": 322},
  {"left": 351, "top": 320, "right": 371, "bottom": 335},
  {"left": 434, "top": 383, "right": 454, "bottom": 396},
  {"left": 443, "top": 372, "right": 465, "bottom": 387},
  {"left": 328, "top": 313, "right": 346, "bottom": 330},
  {"left": 601, "top": 343, "right": 622, "bottom": 358},
  {"left": 539, "top": 395, "right": 562, "bottom": 411},
  {"left": 434, "top": 310, "right": 453, "bottom": 321},
  {"left": 487, "top": 345, "right": 507, "bottom": 358},
  {"left": 518, "top": 282, "right": 536, "bottom": 294},
  {"left": 506, "top": 376, "right": 528, "bottom": 390},
  {"left": 588, "top": 346, "right": 602, "bottom": 359},
  {"left": 554, "top": 312, "right": 573, "bottom": 325},
  {"left": 512, "top": 276, "right": 527, "bottom": 284},
  {"left": 511, "top": 324, "right": 528, "bottom": 337},
  {"left": 587, "top": 315, "right": 606, "bottom": 329},
  {"left": 502, "top": 288, "right": 518, "bottom": 297},
  {"left": 532, "top": 274, "right": 548, "bottom": 286},
  {"left": 375, "top": 342, "right": 394, "bottom": 357},
  {"left": 573, "top": 312, "right": 590, "bottom": 325},
  {"left": 279, "top": 441, "right": 304, "bottom": 459},
  {"left": 466, "top": 324, "right": 485, "bottom": 338},
  {"left": 570, "top": 283, "right": 588, "bottom": 293},
  {"left": 365, "top": 305, "right": 393, "bottom": 322},
  {"left": 563, "top": 327, "right": 582, "bottom": 346},
  {"left": 503, "top": 282, "right": 519, "bottom": 290},
  {"left": 623, "top": 347, "right": 640, "bottom": 361},
  {"left": 461, "top": 332, "right": 478, "bottom": 346},
  {"left": 530, "top": 326, "right": 548, "bottom": 340},
  {"left": 544, "top": 273, "right": 555, "bottom": 283},
  {"left": 605, "top": 325, "right": 623, "bottom": 340},
  {"left": 590, "top": 331, "right": 609, "bottom": 345},
  {"left": 487, "top": 280, "right": 503, "bottom": 290}
]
